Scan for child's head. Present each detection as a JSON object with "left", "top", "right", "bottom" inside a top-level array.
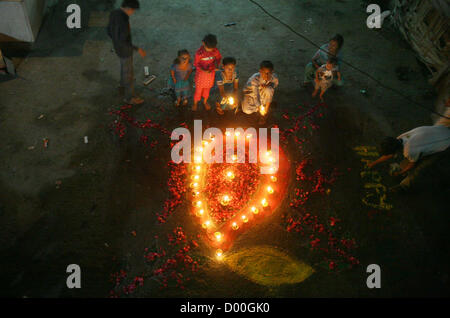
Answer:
[
  {"left": 329, "top": 34, "right": 344, "bottom": 52},
  {"left": 259, "top": 60, "right": 274, "bottom": 81},
  {"left": 326, "top": 57, "right": 338, "bottom": 70},
  {"left": 202, "top": 34, "right": 218, "bottom": 51},
  {"left": 222, "top": 57, "right": 236, "bottom": 75},
  {"left": 121, "top": 0, "right": 140, "bottom": 15},
  {"left": 174, "top": 49, "right": 190, "bottom": 64}
]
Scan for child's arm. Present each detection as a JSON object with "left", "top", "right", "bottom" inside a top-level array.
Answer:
[
  {"left": 314, "top": 68, "right": 320, "bottom": 83},
  {"left": 233, "top": 79, "right": 239, "bottom": 94},
  {"left": 218, "top": 84, "right": 226, "bottom": 98},
  {"left": 170, "top": 69, "right": 177, "bottom": 84},
  {"left": 185, "top": 66, "right": 193, "bottom": 81}
]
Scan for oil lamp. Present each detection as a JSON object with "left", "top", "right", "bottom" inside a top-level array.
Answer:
[
  {"left": 221, "top": 195, "right": 231, "bottom": 206},
  {"left": 232, "top": 222, "right": 239, "bottom": 230},
  {"left": 270, "top": 175, "right": 277, "bottom": 182},
  {"left": 202, "top": 220, "right": 211, "bottom": 229},
  {"left": 241, "top": 215, "right": 249, "bottom": 223},
  {"left": 250, "top": 206, "right": 259, "bottom": 215},
  {"left": 267, "top": 186, "right": 274, "bottom": 194},
  {"left": 196, "top": 209, "right": 205, "bottom": 217},
  {"left": 214, "top": 232, "right": 223, "bottom": 242},
  {"left": 261, "top": 198, "right": 268, "bottom": 207},
  {"left": 216, "top": 249, "right": 223, "bottom": 259},
  {"left": 226, "top": 171, "right": 235, "bottom": 180}
]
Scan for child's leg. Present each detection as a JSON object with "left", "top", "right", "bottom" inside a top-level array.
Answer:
[
  {"left": 319, "top": 86, "right": 327, "bottom": 100},
  {"left": 193, "top": 86, "right": 202, "bottom": 111},
  {"left": 202, "top": 88, "right": 211, "bottom": 110},
  {"left": 312, "top": 80, "right": 320, "bottom": 97}
]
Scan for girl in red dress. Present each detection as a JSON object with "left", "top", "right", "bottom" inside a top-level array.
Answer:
[{"left": 193, "top": 34, "right": 222, "bottom": 111}]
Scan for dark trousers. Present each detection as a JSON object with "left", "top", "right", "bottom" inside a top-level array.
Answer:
[{"left": 120, "top": 55, "right": 134, "bottom": 101}]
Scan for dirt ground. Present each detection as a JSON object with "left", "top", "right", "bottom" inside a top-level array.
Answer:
[{"left": 0, "top": 0, "right": 449, "bottom": 297}]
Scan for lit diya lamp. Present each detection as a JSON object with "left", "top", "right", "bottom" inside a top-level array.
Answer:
[
  {"left": 194, "top": 155, "right": 202, "bottom": 163},
  {"left": 246, "top": 133, "right": 253, "bottom": 140},
  {"left": 231, "top": 154, "right": 238, "bottom": 162},
  {"left": 260, "top": 105, "right": 267, "bottom": 116},
  {"left": 190, "top": 181, "right": 200, "bottom": 189},
  {"left": 202, "top": 220, "right": 211, "bottom": 229},
  {"left": 270, "top": 175, "right": 277, "bottom": 182},
  {"left": 234, "top": 131, "right": 241, "bottom": 137},
  {"left": 220, "top": 194, "right": 232, "bottom": 206},
  {"left": 194, "top": 165, "right": 201, "bottom": 172},
  {"left": 214, "top": 231, "right": 223, "bottom": 242},
  {"left": 191, "top": 174, "right": 200, "bottom": 181},
  {"left": 196, "top": 209, "right": 205, "bottom": 217},
  {"left": 267, "top": 185, "right": 274, "bottom": 194},
  {"left": 192, "top": 190, "right": 200, "bottom": 197},
  {"left": 261, "top": 198, "right": 269, "bottom": 207},
  {"left": 216, "top": 249, "right": 223, "bottom": 260},
  {"left": 225, "top": 131, "right": 232, "bottom": 137},
  {"left": 241, "top": 214, "right": 249, "bottom": 223},
  {"left": 226, "top": 170, "right": 235, "bottom": 180},
  {"left": 231, "top": 222, "right": 239, "bottom": 230},
  {"left": 193, "top": 200, "right": 202, "bottom": 208},
  {"left": 228, "top": 96, "right": 235, "bottom": 106},
  {"left": 250, "top": 206, "right": 259, "bottom": 215}
]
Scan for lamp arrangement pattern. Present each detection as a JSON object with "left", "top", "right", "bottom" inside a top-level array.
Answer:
[{"left": 188, "top": 132, "right": 290, "bottom": 258}]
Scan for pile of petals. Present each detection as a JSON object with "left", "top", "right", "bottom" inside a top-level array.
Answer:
[
  {"left": 109, "top": 105, "right": 170, "bottom": 146},
  {"left": 109, "top": 227, "right": 200, "bottom": 297},
  {"left": 157, "top": 162, "right": 187, "bottom": 223},
  {"left": 283, "top": 158, "right": 359, "bottom": 271},
  {"left": 204, "top": 160, "right": 260, "bottom": 224}
]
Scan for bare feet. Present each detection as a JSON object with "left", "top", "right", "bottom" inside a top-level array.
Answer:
[
  {"left": 204, "top": 102, "right": 211, "bottom": 111},
  {"left": 192, "top": 102, "right": 198, "bottom": 111}
]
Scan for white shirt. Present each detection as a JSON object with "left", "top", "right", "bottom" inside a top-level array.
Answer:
[{"left": 397, "top": 125, "right": 450, "bottom": 162}]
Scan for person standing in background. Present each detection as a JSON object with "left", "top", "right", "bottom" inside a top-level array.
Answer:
[{"left": 107, "top": 0, "right": 147, "bottom": 105}]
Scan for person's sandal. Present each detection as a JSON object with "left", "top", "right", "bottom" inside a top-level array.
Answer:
[
  {"left": 124, "top": 97, "right": 144, "bottom": 105},
  {"left": 216, "top": 106, "right": 224, "bottom": 115}
]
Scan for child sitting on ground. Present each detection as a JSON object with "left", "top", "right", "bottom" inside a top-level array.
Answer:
[
  {"left": 193, "top": 34, "right": 222, "bottom": 111},
  {"left": 168, "top": 50, "right": 193, "bottom": 107},
  {"left": 212, "top": 57, "right": 239, "bottom": 115},
  {"left": 312, "top": 57, "right": 341, "bottom": 101},
  {"left": 242, "top": 60, "right": 279, "bottom": 124}
]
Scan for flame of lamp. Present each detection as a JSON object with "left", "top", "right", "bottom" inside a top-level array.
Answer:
[
  {"left": 228, "top": 97, "right": 234, "bottom": 105},
  {"left": 267, "top": 186, "right": 274, "bottom": 194},
  {"left": 214, "top": 232, "right": 223, "bottom": 242},
  {"left": 202, "top": 220, "right": 211, "bottom": 229},
  {"left": 190, "top": 182, "right": 199, "bottom": 189},
  {"left": 251, "top": 206, "right": 259, "bottom": 215},
  {"left": 270, "top": 175, "right": 277, "bottom": 182},
  {"left": 226, "top": 171, "right": 235, "bottom": 180},
  {"left": 241, "top": 215, "right": 249, "bottom": 223},
  {"left": 216, "top": 249, "right": 223, "bottom": 259},
  {"left": 261, "top": 198, "right": 268, "bottom": 207},
  {"left": 221, "top": 195, "right": 231, "bottom": 206},
  {"left": 260, "top": 106, "right": 266, "bottom": 116},
  {"left": 232, "top": 222, "right": 239, "bottom": 230},
  {"left": 196, "top": 209, "right": 204, "bottom": 217}
]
